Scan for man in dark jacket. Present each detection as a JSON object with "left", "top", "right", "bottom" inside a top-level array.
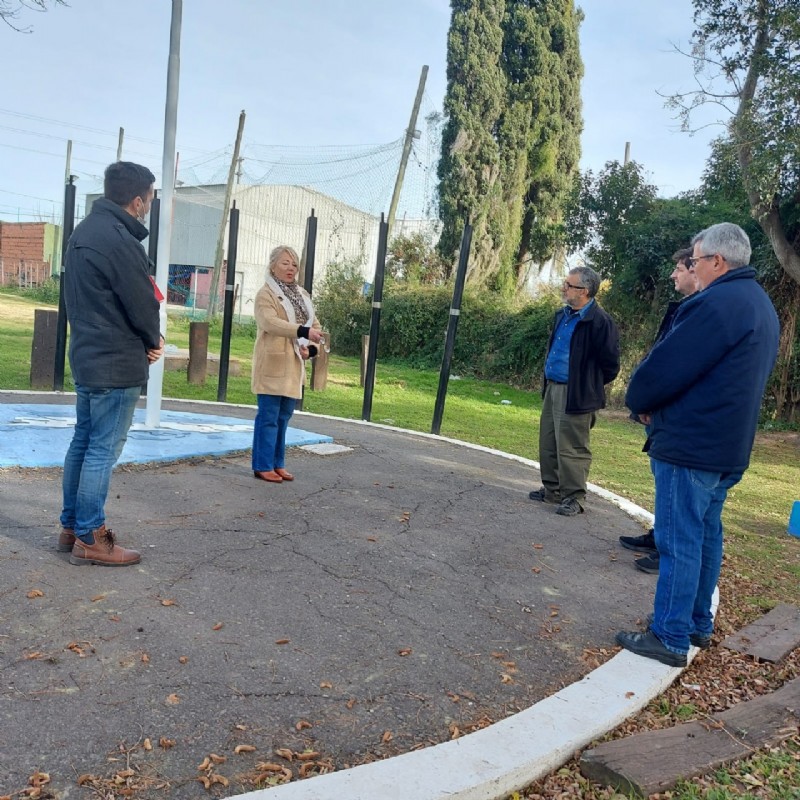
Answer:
[
  {"left": 529, "top": 266, "right": 620, "bottom": 516},
  {"left": 617, "top": 223, "right": 779, "bottom": 667},
  {"left": 58, "top": 161, "right": 164, "bottom": 567},
  {"left": 620, "top": 247, "right": 698, "bottom": 573}
]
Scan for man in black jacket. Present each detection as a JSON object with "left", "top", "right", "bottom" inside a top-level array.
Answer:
[
  {"left": 58, "top": 161, "right": 164, "bottom": 567},
  {"left": 619, "top": 247, "right": 698, "bottom": 572},
  {"left": 529, "top": 266, "right": 620, "bottom": 516}
]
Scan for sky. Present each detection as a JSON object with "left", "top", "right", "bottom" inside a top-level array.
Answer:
[{"left": 0, "top": 0, "right": 724, "bottom": 223}]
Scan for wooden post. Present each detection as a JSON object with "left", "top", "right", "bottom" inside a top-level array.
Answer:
[
  {"left": 360, "top": 334, "right": 369, "bottom": 388},
  {"left": 310, "top": 331, "right": 330, "bottom": 391},
  {"left": 31, "top": 309, "right": 58, "bottom": 390},
  {"left": 188, "top": 321, "right": 209, "bottom": 384}
]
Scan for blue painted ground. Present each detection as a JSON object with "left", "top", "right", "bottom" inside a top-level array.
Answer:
[{"left": 0, "top": 403, "right": 332, "bottom": 468}]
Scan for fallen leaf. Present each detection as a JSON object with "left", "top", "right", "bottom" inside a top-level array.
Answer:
[
  {"left": 320, "top": 680, "right": 332, "bottom": 689},
  {"left": 550, "top": 610, "right": 559, "bottom": 617},
  {"left": 209, "top": 753, "right": 226, "bottom": 764},
  {"left": 366, "top": 536, "right": 377, "bottom": 542},
  {"left": 255, "top": 762, "right": 284, "bottom": 772},
  {"left": 211, "top": 622, "right": 223, "bottom": 630},
  {"left": 166, "top": 693, "right": 180, "bottom": 705},
  {"left": 141, "top": 652, "right": 150, "bottom": 664},
  {"left": 275, "top": 638, "right": 290, "bottom": 645},
  {"left": 159, "top": 737, "right": 176, "bottom": 749},
  {"left": 447, "top": 691, "right": 460, "bottom": 702},
  {"left": 24, "top": 651, "right": 44, "bottom": 660},
  {"left": 531, "top": 567, "right": 541, "bottom": 574},
  {"left": 625, "top": 691, "right": 635, "bottom": 698},
  {"left": 275, "top": 748, "right": 294, "bottom": 761},
  {"left": 490, "top": 651, "right": 506, "bottom": 659},
  {"left": 26, "top": 589, "right": 44, "bottom": 599},
  {"left": 398, "top": 511, "right": 411, "bottom": 522},
  {"left": 449, "top": 722, "right": 460, "bottom": 739},
  {"left": 295, "top": 719, "right": 312, "bottom": 731},
  {"left": 115, "top": 769, "right": 135, "bottom": 779},
  {"left": 345, "top": 698, "right": 356, "bottom": 709},
  {"left": 533, "top": 543, "right": 544, "bottom": 549},
  {"left": 77, "top": 774, "right": 95, "bottom": 786},
  {"left": 197, "top": 757, "right": 211, "bottom": 771},
  {"left": 160, "top": 599, "right": 176, "bottom": 606},
  {"left": 296, "top": 750, "right": 320, "bottom": 761},
  {"left": 143, "top": 738, "right": 152, "bottom": 751},
  {"left": 381, "top": 730, "right": 393, "bottom": 743},
  {"left": 500, "top": 673, "right": 515, "bottom": 684},
  {"left": 28, "top": 772, "right": 50, "bottom": 788},
  {"left": 234, "top": 744, "right": 256, "bottom": 754},
  {"left": 397, "top": 647, "right": 412, "bottom": 656},
  {"left": 211, "top": 775, "right": 229, "bottom": 787},
  {"left": 299, "top": 762, "right": 319, "bottom": 778},
  {"left": 179, "top": 655, "right": 189, "bottom": 664},
  {"left": 234, "top": 724, "right": 247, "bottom": 731},
  {"left": 91, "top": 594, "right": 106, "bottom": 602},
  {"left": 197, "top": 775, "right": 211, "bottom": 789},
  {"left": 108, "top": 615, "right": 120, "bottom": 622}
]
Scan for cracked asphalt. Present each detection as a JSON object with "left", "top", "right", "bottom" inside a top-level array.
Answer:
[{"left": 0, "top": 398, "right": 655, "bottom": 796}]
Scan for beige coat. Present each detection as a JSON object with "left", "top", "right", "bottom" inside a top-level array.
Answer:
[{"left": 251, "top": 279, "right": 321, "bottom": 399}]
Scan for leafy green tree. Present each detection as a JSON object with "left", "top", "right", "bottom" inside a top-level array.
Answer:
[
  {"left": 667, "top": 0, "right": 800, "bottom": 285},
  {"left": 386, "top": 233, "right": 448, "bottom": 285}
]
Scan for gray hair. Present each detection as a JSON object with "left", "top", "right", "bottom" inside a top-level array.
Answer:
[
  {"left": 691, "top": 223, "right": 751, "bottom": 269},
  {"left": 268, "top": 245, "right": 301, "bottom": 281},
  {"left": 570, "top": 266, "right": 601, "bottom": 298}
]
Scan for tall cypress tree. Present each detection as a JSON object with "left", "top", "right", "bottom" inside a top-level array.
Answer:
[
  {"left": 437, "top": 0, "right": 583, "bottom": 292},
  {"left": 437, "top": 0, "right": 507, "bottom": 286}
]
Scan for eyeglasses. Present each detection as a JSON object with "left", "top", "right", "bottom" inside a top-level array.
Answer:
[
  {"left": 563, "top": 280, "right": 586, "bottom": 290},
  {"left": 688, "top": 254, "right": 716, "bottom": 267}
]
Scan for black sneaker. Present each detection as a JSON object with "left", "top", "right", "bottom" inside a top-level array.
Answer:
[
  {"left": 634, "top": 552, "right": 660, "bottom": 574},
  {"left": 555, "top": 497, "right": 584, "bottom": 516},
  {"left": 529, "top": 487, "right": 560, "bottom": 504},
  {"left": 619, "top": 528, "right": 657, "bottom": 553},
  {"left": 615, "top": 629, "right": 687, "bottom": 667},
  {"left": 645, "top": 614, "right": 712, "bottom": 649}
]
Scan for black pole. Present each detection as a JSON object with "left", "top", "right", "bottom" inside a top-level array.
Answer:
[
  {"left": 361, "top": 214, "right": 389, "bottom": 421},
  {"left": 53, "top": 177, "right": 77, "bottom": 391},
  {"left": 296, "top": 209, "right": 318, "bottom": 412},
  {"left": 147, "top": 194, "right": 160, "bottom": 276},
  {"left": 303, "top": 208, "right": 317, "bottom": 294},
  {"left": 431, "top": 222, "right": 472, "bottom": 435},
  {"left": 217, "top": 202, "right": 239, "bottom": 402}
]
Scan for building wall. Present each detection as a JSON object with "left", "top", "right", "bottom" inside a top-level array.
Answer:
[{"left": 0, "top": 221, "right": 59, "bottom": 286}]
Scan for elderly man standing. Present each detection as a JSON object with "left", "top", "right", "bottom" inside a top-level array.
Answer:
[
  {"left": 529, "top": 266, "right": 620, "bottom": 516},
  {"left": 617, "top": 223, "right": 779, "bottom": 666}
]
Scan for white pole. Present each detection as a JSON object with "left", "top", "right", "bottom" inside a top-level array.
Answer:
[{"left": 146, "top": 0, "right": 182, "bottom": 428}]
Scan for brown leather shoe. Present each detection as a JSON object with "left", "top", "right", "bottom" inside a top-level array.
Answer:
[
  {"left": 254, "top": 470, "right": 283, "bottom": 483},
  {"left": 274, "top": 468, "right": 294, "bottom": 481},
  {"left": 57, "top": 528, "right": 76, "bottom": 552},
  {"left": 69, "top": 526, "right": 141, "bottom": 567}
]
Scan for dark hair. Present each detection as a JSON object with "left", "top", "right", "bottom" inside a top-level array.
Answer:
[
  {"left": 103, "top": 161, "right": 156, "bottom": 207},
  {"left": 672, "top": 247, "right": 693, "bottom": 266}
]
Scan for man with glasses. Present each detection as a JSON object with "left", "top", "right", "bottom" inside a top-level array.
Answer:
[
  {"left": 619, "top": 247, "right": 699, "bottom": 573},
  {"left": 58, "top": 161, "right": 164, "bottom": 567},
  {"left": 529, "top": 266, "right": 619, "bottom": 516},
  {"left": 617, "top": 223, "right": 779, "bottom": 666}
]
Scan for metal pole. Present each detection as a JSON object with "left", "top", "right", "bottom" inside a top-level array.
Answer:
[
  {"left": 361, "top": 214, "right": 389, "bottom": 421},
  {"left": 217, "top": 203, "right": 239, "bottom": 402},
  {"left": 116, "top": 127, "right": 124, "bottom": 161},
  {"left": 303, "top": 209, "right": 317, "bottom": 295},
  {"left": 53, "top": 176, "right": 76, "bottom": 391},
  {"left": 147, "top": 194, "right": 160, "bottom": 275},
  {"left": 431, "top": 222, "right": 472, "bottom": 435},
  {"left": 145, "top": 0, "right": 182, "bottom": 428},
  {"left": 387, "top": 65, "right": 428, "bottom": 242}
]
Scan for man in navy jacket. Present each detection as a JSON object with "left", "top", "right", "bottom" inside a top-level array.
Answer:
[
  {"left": 617, "top": 223, "right": 779, "bottom": 667},
  {"left": 58, "top": 162, "right": 164, "bottom": 567}
]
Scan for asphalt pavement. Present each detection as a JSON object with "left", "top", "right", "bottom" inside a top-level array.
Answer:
[{"left": 0, "top": 391, "right": 673, "bottom": 799}]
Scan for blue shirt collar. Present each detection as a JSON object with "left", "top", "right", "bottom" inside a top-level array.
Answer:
[{"left": 562, "top": 298, "right": 594, "bottom": 320}]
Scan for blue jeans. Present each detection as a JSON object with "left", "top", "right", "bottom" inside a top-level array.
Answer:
[
  {"left": 650, "top": 457, "right": 742, "bottom": 654},
  {"left": 60, "top": 385, "right": 141, "bottom": 541},
  {"left": 252, "top": 394, "right": 295, "bottom": 471}
]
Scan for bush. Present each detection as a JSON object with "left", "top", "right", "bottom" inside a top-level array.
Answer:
[
  {"left": 315, "top": 259, "right": 371, "bottom": 355},
  {"left": 0, "top": 279, "right": 61, "bottom": 305}
]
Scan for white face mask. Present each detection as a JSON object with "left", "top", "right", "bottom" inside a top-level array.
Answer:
[{"left": 136, "top": 196, "right": 149, "bottom": 224}]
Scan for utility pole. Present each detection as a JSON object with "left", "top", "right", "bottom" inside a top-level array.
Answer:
[
  {"left": 208, "top": 110, "right": 246, "bottom": 315},
  {"left": 235, "top": 156, "right": 244, "bottom": 185},
  {"left": 117, "top": 127, "right": 124, "bottom": 161},
  {"left": 386, "top": 65, "right": 428, "bottom": 243},
  {"left": 624, "top": 141, "right": 631, "bottom": 165}
]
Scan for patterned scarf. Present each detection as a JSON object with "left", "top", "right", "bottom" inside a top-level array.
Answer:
[{"left": 273, "top": 277, "right": 309, "bottom": 325}]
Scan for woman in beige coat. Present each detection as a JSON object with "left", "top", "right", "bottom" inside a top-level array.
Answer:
[{"left": 251, "top": 246, "right": 322, "bottom": 483}]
